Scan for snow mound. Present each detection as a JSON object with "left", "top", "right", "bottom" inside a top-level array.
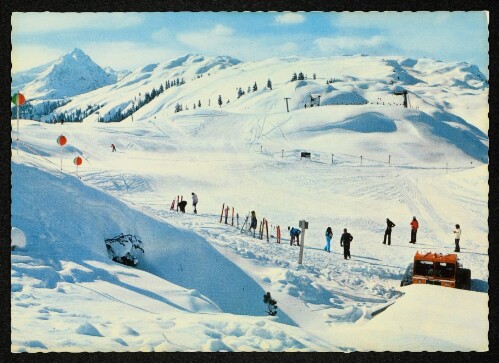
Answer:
[
  {"left": 355, "top": 284, "right": 488, "bottom": 351},
  {"left": 321, "top": 91, "right": 368, "bottom": 106},
  {"left": 12, "top": 227, "right": 27, "bottom": 249},
  {"left": 301, "top": 112, "right": 396, "bottom": 133},
  {"left": 76, "top": 323, "right": 103, "bottom": 337}
]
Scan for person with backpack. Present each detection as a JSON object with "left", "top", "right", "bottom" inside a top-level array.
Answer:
[
  {"left": 288, "top": 226, "right": 301, "bottom": 246},
  {"left": 383, "top": 218, "right": 396, "bottom": 245},
  {"left": 250, "top": 211, "right": 258, "bottom": 237},
  {"left": 453, "top": 224, "right": 461, "bottom": 252},
  {"left": 191, "top": 192, "right": 198, "bottom": 214},
  {"left": 324, "top": 227, "right": 333, "bottom": 253},
  {"left": 340, "top": 228, "right": 353, "bottom": 259},
  {"left": 409, "top": 216, "right": 419, "bottom": 243}
]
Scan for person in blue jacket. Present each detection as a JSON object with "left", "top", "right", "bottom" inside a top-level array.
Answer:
[
  {"left": 324, "top": 227, "right": 333, "bottom": 253},
  {"left": 288, "top": 226, "right": 301, "bottom": 246}
]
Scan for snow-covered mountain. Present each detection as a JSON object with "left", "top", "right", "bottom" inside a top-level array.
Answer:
[
  {"left": 43, "top": 53, "right": 488, "bottom": 164},
  {"left": 12, "top": 48, "right": 122, "bottom": 100},
  {"left": 103, "top": 66, "right": 132, "bottom": 82}
]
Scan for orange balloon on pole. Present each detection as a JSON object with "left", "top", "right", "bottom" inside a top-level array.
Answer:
[
  {"left": 57, "top": 135, "right": 67, "bottom": 146},
  {"left": 73, "top": 156, "right": 83, "bottom": 166}
]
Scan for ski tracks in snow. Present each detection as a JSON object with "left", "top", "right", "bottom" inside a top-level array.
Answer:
[{"left": 392, "top": 170, "right": 449, "bottom": 242}]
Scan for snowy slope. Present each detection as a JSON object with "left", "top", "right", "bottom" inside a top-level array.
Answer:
[
  {"left": 12, "top": 48, "right": 119, "bottom": 100},
  {"left": 11, "top": 52, "right": 488, "bottom": 353},
  {"left": 44, "top": 54, "right": 488, "bottom": 163},
  {"left": 11, "top": 112, "right": 488, "bottom": 351}
]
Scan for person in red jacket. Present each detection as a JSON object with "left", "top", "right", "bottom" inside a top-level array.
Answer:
[{"left": 409, "top": 216, "right": 419, "bottom": 243}]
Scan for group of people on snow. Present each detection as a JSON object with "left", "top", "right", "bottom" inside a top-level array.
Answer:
[
  {"left": 319, "top": 216, "right": 462, "bottom": 259},
  {"left": 176, "top": 192, "right": 199, "bottom": 214},
  {"left": 323, "top": 227, "right": 353, "bottom": 259},
  {"left": 179, "top": 197, "right": 461, "bottom": 256}
]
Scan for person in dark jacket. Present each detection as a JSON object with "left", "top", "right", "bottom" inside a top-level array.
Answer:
[
  {"left": 409, "top": 216, "right": 419, "bottom": 243},
  {"left": 340, "top": 228, "right": 353, "bottom": 259},
  {"left": 178, "top": 200, "right": 187, "bottom": 213},
  {"left": 383, "top": 218, "right": 396, "bottom": 245},
  {"left": 250, "top": 211, "right": 257, "bottom": 237},
  {"left": 453, "top": 224, "right": 461, "bottom": 252},
  {"left": 288, "top": 226, "right": 301, "bottom": 246}
]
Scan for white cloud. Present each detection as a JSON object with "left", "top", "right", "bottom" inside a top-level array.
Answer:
[
  {"left": 278, "top": 42, "right": 299, "bottom": 54},
  {"left": 11, "top": 45, "right": 65, "bottom": 73},
  {"left": 151, "top": 27, "right": 171, "bottom": 42},
  {"left": 12, "top": 12, "right": 144, "bottom": 34},
  {"left": 212, "top": 24, "right": 234, "bottom": 36},
  {"left": 177, "top": 24, "right": 235, "bottom": 54},
  {"left": 314, "top": 35, "right": 388, "bottom": 55},
  {"left": 275, "top": 13, "right": 305, "bottom": 25},
  {"left": 83, "top": 41, "right": 179, "bottom": 71}
]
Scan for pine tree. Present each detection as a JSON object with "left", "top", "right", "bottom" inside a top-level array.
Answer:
[
  {"left": 218, "top": 95, "right": 222, "bottom": 108},
  {"left": 263, "top": 292, "right": 278, "bottom": 316},
  {"left": 298, "top": 72, "right": 305, "bottom": 80},
  {"left": 267, "top": 79, "right": 272, "bottom": 90},
  {"left": 237, "top": 87, "right": 244, "bottom": 99},
  {"left": 291, "top": 73, "right": 297, "bottom": 82},
  {"left": 253, "top": 82, "right": 258, "bottom": 92},
  {"left": 198, "top": 100, "right": 201, "bottom": 107},
  {"left": 247, "top": 86, "right": 251, "bottom": 93},
  {"left": 313, "top": 73, "right": 317, "bottom": 80}
]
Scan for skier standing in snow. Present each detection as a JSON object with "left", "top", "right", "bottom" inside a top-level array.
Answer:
[
  {"left": 453, "top": 224, "right": 461, "bottom": 252},
  {"left": 340, "top": 228, "right": 353, "bottom": 260},
  {"left": 324, "top": 227, "right": 333, "bottom": 253},
  {"left": 250, "top": 211, "right": 258, "bottom": 237},
  {"left": 111, "top": 143, "right": 116, "bottom": 152},
  {"left": 178, "top": 200, "right": 187, "bottom": 213},
  {"left": 191, "top": 192, "right": 198, "bottom": 214},
  {"left": 288, "top": 226, "right": 301, "bottom": 246},
  {"left": 383, "top": 218, "right": 396, "bottom": 245},
  {"left": 409, "top": 216, "right": 419, "bottom": 243}
]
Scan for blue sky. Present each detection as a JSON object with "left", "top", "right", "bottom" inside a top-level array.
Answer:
[{"left": 11, "top": 12, "right": 489, "bottom": 75}]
